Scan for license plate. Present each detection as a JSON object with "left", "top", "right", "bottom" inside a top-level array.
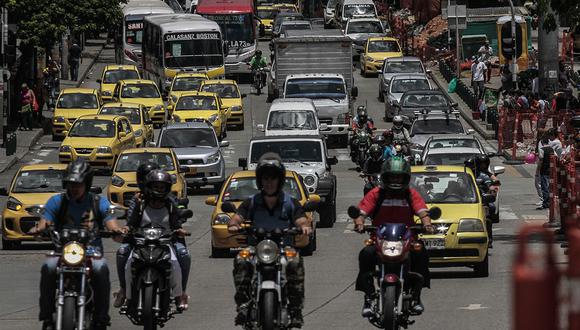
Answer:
[
  {"left": 423, "top": 238, "right": 445, "bottom": 250},
  {"left": 188, "top": 167, "right": 197, "bottom": 174}
]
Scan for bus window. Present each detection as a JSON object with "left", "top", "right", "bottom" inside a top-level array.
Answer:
[
  {"left": 164, "top": 33, "right": 223, "bottom": 68},
  {"left": 202, "top": 14, "right": 255, "bottom": 49}
]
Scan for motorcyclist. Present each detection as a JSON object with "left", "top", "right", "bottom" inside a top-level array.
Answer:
[
  {"left": 227, "top": 152, "right": 312, "bottom": 328},
  {"left": 391, "top": 115, "right": 411, "bottom": 144},
  {"left": 363, "top": 144, "right": 384, "bottom": 175},
  {"left": 28, "top": 159, "right": 126, "bottom": 330},
  {"left": 114, "top": 163, "right": 191, "bottom": 309},
  {"left": 353, "top": 105, "right": 374, "bottom": 125},
  {"left": 380, "top": 130, "right": 397, "bottom": 161},
  {"left": 474, "top": 154, "right": 498, "bottom": 248},
  {"left": 351, "top": 108, "right": 375, "bottom": 133},
  {"left": 352, "top": 158, "right": 434, "bottom": 317},
  {"left": 248, "top": 49, "right": 268, "bottom": 86},
  {"left": 119, "top": 169, "right": 190, "bottom": 310}
]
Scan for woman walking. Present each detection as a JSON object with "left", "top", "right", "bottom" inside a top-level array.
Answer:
[{"left": 19, "top": 83, "right": 36, "bottom": 131}]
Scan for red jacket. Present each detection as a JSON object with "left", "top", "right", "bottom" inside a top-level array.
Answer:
[{"left": 358, "top": 187, "right": 428, "bottom": 227}]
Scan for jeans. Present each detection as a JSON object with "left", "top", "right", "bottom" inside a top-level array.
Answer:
[
  {"left": 540, "top": 174, "right": 550, "bottom": 208},
  {"left": 20, "top": 110, "right": 32, "bottom": 130},
  {"left": 473, "top": 80, "right": 485, "bottom": 100},
  {"left": 39, "top": 256, "right": 110, "bottom": 324},
  {"left": 534, "top": 171, "right": 543, "bottom": 200},
  {"left": 70, "top": 60, "right": 79, "bottom": 81}
]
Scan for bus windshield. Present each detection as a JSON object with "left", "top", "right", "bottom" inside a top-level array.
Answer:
[
  {"left": 203, "top": 14, "right": 255, "bottom": 49},
  {"left": 125, "top": 19, "right": 144, "bottom": 45},
  {"left": 164, "top": 32, "right": 223, "bottom": 68}
]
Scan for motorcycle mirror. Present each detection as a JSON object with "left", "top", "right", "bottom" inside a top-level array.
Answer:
[
  {"left": 428, "top": 206, "right": 442, "bottom": 220},
  {"left": 178, "top": 209, "right": 194, "bottom": 219},
  {"left": 26, "top": 205, "right": 45, "bottom": 217},
  {"left": 221, "top": 201, "right": 237, "bottom": 213},
  {"left": 347, "top": 205, "right": 361, "bottom": 219},
  {"left": 178, "top": 197, "right": 189, "bottom": 207},
  {"left": 89, "top": 186, "right": 103, "bottom": 194},
  {"left": 482, "top": 194, "right": 496, "bottom": 204}
]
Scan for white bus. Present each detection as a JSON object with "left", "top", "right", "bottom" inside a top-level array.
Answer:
[
  {"left": 116, "top": 0, "right": 175, "bottom": 66},
  {"left": 142, "top": 13, "right": 226, "bottom": 92}
]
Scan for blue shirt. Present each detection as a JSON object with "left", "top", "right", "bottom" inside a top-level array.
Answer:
[{"left": 383, "top": 146, "right": 396, "bottom": 160}]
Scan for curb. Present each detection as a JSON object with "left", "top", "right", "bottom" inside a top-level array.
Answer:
[
  {"left": 75, "top": 40, "right": 107, "bottom": 88},
  {"left": 0, "top": 129, "right": 44, "bottom": 173}
]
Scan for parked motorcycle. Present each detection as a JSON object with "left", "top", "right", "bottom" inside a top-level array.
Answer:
[{"left": 347, "top": 206, "right": 441, "bottom": 330}]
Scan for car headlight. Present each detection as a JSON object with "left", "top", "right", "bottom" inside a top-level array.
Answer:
[
  {"left": 63, "top": 242, "right": 85, "bottom": 265},
  {"left": 134, "top": 129, "right": 143, "bottom": 137},
  {"left": 144, "top": 228, "right": 163, "bottom": 240},
  {"left": 208, "top": 114, "right": 219, "bottom": 123},
  {"left": 256, "top": 239, "right": 279, "bottom": 264},
  {"left": 111, "top": 175, "right": 125, "bottom": 187},
  {"left": 231, "top": 106, "right": 241, "bottom": 112},
  {"left": 60, "top": 145, "right": 71, "bottom": 153},
  {"left": 96, "top": 146, "right": 112, "bottom": 154},
  {"left": 6, "top": 197, "right": 22, "bottom": 211},
  {"left": 458, "top": 219, "right": 485, "bottom": 232},
  {"left": 303, "top": 175, "right": 316, "bottom": 186},
  {"left": 214, "top": 213, "right": 230, "bottom": 225},
  {"left": 171, "top": 95, "right": 178, "bottom": 103},
  {"left": 53, "top": 116, "right": 65, "bottom": 123},
  {"left": 381, "top": 241, "right": 403, "bottom": 257},
  {"left": 102, "top": 91, "right": 112, "bottom": 96},
  {"left": 207, "top": 152, "right": 220, "bottom": 163},
  {"left": 152, "top": 104, "right": 164, "bottom": 111}
]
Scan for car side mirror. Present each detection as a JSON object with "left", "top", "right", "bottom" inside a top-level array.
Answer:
[
  {"left": 351, "top": 86, "right": 358, "bottom": 98},
  {"left": 145, "top": 119, "right": 153, "bottom": 125},
  {"left": 493, "top": 165, "right": 505, "bottom": 175},
  {"left": 178, "top": 209, "right": 193, "bottom": 219},
  {"left": 89, "top": 186, "right": 103, "bottom": 194},
  {"left": 467, "top": 129, "right": 475, "bottom": 134},
  {"left": 62, "top": 130, "right": 68, "bottom": 136},
  {"left": 428, "top": 206, "right": 442, "bottom": 220},
  {"left": 219, "top": 141, "right": 230, "bottom": 148},
  {"left": 238, "top": 157, "right": 248, "bottom": 170},
  {"left": 96, "top": 79, "right": 102, "bottom": 83},
  {"left": 257, "top": 124, "right": 265, "bottom": 132},
  {"left": 303, "top": 200, "right": 319, "bottom": 212},
  {"left": 162, "top": 95, "right": 168, "bottom": 102},
  {"left": 118, "top": 131, "right": 127, "bottom": 139},
  {"left": 0, "top": 187, "right": 8, "bottom": 196},
  {"left": 308, "top": 194, "right": 321, "bottom": 204},
  {"left": 179, "top": 165, "right": 189, "bottom": 173},
  {"left": 170, "top": 174, "right": 177, "bottom": 184},
  {"left": 409, "top": 133, "right": 415, "bottom": 137},
  {"left": 167, "top": 104, "right": 174, "bottom": 111},
  {"left": 241, "top": 93, "right": 247, "bottom": 98},
  {"left": 327, "top": 156, "right": 338, "bottom": 166},
  {"left": 221, "top": 201, "right": 237, "bottom": 213},
  {"left": 355, "top": 166, "right": 361, "bottom": 172},
  {"left": 487, "top": 152, "right": 496, "bottom": 158},
  {"left": 347, "top": 127, "right": 353, "bottom": 131},
  {"left": 482, "top": 194, "right": 496, "bottom": 204},
  {"left": 259, "top": 24, "right": 266, "bottom": 37},
  {"left": 425, "top": 69, "right": 432, "bottom": 74},
  {"left": 205, "top": 196, "right": 218, "bottom": 206}
]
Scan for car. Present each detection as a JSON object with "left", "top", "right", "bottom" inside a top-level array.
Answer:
[
  {"left": 360, "top": 36, "right": 402, "bottom": 76},
  {"left": 272, "top": 11, "right": 304, "bottom": 37},
  {"left": 384, "top": 73, "right": 432, "bottom": 121},
  {"left": 170, "top": 91, "right": 231, "bottom": 140},
  {"left": 199, "top": 79, "right": 246, "bottom": 129},
  {"left": 167, "top": 72, "right": 209, "bottom": 110},
  {"left": 278, "top": 19, "right": 312, "bottom": 37},
  {"left": 108, "top": 147, "right": 187, "bottom": 208},
  {"left": 204, "top": 170, "right": 321, "bottom": 257},
  {"left": 257, "top": 98, "right": 325, "bottom": 136},
  {"left": 52, "top": 88, "right": 103, "bottom": 141},
  {"left": 157, "top": 121, "right": 229, "bottom": 191},
  {"left": 419, "top": 135, "right": 487, "bottom": 166},
  {"left": 411, "top": 165, "right": 490, "bottom": 277},
  {"left": 59, "top": 115, "right": 137, "bottom": 169},
  {"left": 98, "top": 102, "right": 154, "bottom": 147},
  {"left": 395, "top": 90, "right": 457, "bottom": 126},
  {"left": 273, "top": 3, "right": 298, "bottom": 13},
  {"left": 97, "top": 65, "right": 141, "bottom": 101},
  {"left": 0, "top": 164, "right": 68, "bottom": 249},
  {"left": 378, "top": 56, "right": 428, "bottom": 102},
  {"left": 409, "top": 110, "right": 474, "bottom": 154},
  {"left": 112, "top": 79, "right": 166, "bottom": 127},
  {"left": 343, "top": 17, "right": 386, "bottom": 58},
  {"left": 238, "top": 135, "right": 338, "bottom": 228},
  {"left": 257, "top": 5, "right": 279, "bottom": 38}
]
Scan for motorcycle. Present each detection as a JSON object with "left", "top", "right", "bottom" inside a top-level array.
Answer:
[
  {"left": 476, "top": 177, "right": 500, "bottom": 247},
  {"left": 350, "top": 129, "right": 372, "bottom": 166},
  {"left": 252, "top": 67, "right": 268, "bottom": 95},
  {"left": 360, "top": 172, "right": 381, "bottom": 195},
  {"left": 347, "top": 206, "right": 441, "bottom": 330}
]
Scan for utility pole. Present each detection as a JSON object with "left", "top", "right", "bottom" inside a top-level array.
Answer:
[
  {"left": 61, "top": 32, "right": 69, "bottom": 80},
  {"left": 0, "top": 7, "right": 7, "bottom": 143},
  {"left": 538, "top": 5, "right": 559, "bottom": 93},
  {"left": 507, "top": 0, "right": 517, "bottom": 88}
]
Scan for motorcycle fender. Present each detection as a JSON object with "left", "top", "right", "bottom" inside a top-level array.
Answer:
[
  {"left": 141, "top": 268, "right": 160, "bottom": 286},
  {"left": 383, "top": 274, "right": 400, "bottom": 284},
  {"left": 258, "top": 281, "right": 281, "bottom": 301}
]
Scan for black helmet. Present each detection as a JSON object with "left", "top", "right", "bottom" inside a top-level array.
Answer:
[
  {"left": 374, "top": 134, "right": 386, "bottom": 146},
  {"left": 256, "top": 50, "right": 263, "bottom": 57},
  {"left": 369, "top": 144, "right": 382, "bottom": 161},
  {"left": 137, "top": 162, "right": 160, "bottom": 191},
  {"left": 63, "top": 158, "right": 94, "bottom": 189},
  {"left": 357, "top": 105, "right": 366, "bottom": 115},
  {"left": 144, "top": 170, "right": 173, "bottom": 200},
  {"left": 475, "top": 154, "right": 490, "bottom": 171},
  {"left": 464, "top": 157, "right": 477, "bottom": 173},
  {"left": 256, "top": 152, "right": 286, "bottom": 194},
  {"left": 393, "top": 115, "right": 404, "bottom": 129},
  {"left": 381, "top": 158, "right": 411, "bottom": 192},
  {"left": 358, "top": 110, "right": 368, "bottom": 123}
]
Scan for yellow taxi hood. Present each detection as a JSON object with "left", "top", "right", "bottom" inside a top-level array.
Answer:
[
  {"left": 262, "top": 19, "right": 274, "bottom": 27},
  {"left": 367, "top": 52, "right": 403, "bottom": 61},
  {"left": 126, "top": 98, "right": 163, "bottom": 108},
  {"left": 101, "top": 83, "right": 116, "bottom": 95},
  {"left": 221, "top": 98, "right": 242, "bottom": 109},
  {"left": 174, "top": 110, "right": 219, "bottom": 119},
  {"left": 115, "top": 171, "right": 137, "bottom": 184},
  {"left": 54, "top": 108, "right": 99, "bottom": 119},
  {"left": 422, "top": 203, "right": 483, "bottom": 223},
  {"left": 9, "top": 192, "right": 60, "bottom": 205},
  {"left": 170, "top": 91, "right": 189, "bottom": 100},
  {"left": 62, "top": 137, "right": 116, "bottom": 148}
]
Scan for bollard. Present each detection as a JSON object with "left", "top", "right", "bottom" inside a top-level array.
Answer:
[{"left": 567, "top": 226, "right": 580, "bottom": 330}]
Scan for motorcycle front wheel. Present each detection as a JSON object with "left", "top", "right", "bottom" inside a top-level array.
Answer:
[
  {"left": 62, "top": 296, "right": 76, "bottom": 330},
  {"left": 142, "top": 285, "right": 157, "bottom": 330},
  {"left": 260, "top": 291, "right": 278, "bottom": 330},
  {"left": 382, "top": 285, "right": 400, "bottom": 330}
]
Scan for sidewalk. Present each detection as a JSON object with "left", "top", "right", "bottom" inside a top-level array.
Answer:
[{"left": 0, "top": 37, "right": 108, "bottom": 173}]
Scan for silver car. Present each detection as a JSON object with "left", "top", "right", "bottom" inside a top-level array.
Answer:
[
  {"left": 384, "top": 74, "right": 432, "bottom": 121},
  {"left": 378, "top": 56, "right": 428, "bottom": 102},
  {"left": 157, "top": 121, "right": 229, "bottom": 191},
  {"left": 409, "top": 110, "right": 474, "bottom": 154}
]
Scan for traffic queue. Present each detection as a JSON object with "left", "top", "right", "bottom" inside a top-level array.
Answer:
[{"left": 0, "top": 0, "right": 509, "bottom": 329}]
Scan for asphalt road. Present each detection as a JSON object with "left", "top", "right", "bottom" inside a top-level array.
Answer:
[{"left": 0, "top": 43, "right": 554, "bottom": 330}]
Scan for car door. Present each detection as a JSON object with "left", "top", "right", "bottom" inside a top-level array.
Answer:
[
  {"left": 112, "top": 83, "right": 121, "bottom": 102},
  {"left": 141, "top": 107, "right": 154, "bottom": 141},
  {"left": 218, "top": 96, "right": 230, "bottom": 122},
  {"left": 121, "top": 118, "right": 135, "bottom": 149}
]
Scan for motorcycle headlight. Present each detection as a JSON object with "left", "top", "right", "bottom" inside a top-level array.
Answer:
[
  {"left": 53, "top": 116, "right": 65, "bottom": 123},
  {"left": 111, "top": 175, "right": 125, "bottom": 187},
  {"left": 208, "top": 114, "right": 219, "bottom": 123},
  {"left": 458, "top": 219, "right": 485, "bottom": 232},
  {"left": 59, "top": 145, "right": 71, "bottom": 153},
  {"left": 207, "top": 152, "right": 220, "bottom": 164},
  {"left": 381, "top": 241, "right": 404, "bottom": 257},
  {"left": 214, "top": 213, "right": 230, "bottom": 225},
  {"left": 134, "top": 129, "right": 143, "bottom": 137},
  {"left": 256, "top": 239, "right": 279, "bottom": 264},
  {"left": 303, "top": 175, "right": 316, "bottom": 186},
  {"left": 96, "top": 146, "right": 112, "bottom": 154},
  {"left": 63, "top": 242, "right": 85, "bottom": 266},
  {"left": 144, "top": 228, "right": 163, "bottom": 240},
  {"left": 6, "top": 197, "right": 22, "bottom": 211}
]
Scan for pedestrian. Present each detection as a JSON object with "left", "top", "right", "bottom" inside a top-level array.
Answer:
[
  {"left": 477, "top": 41, "right": 493, "bottom": 83},
  {"left": 500, "top": 61, "right": 512, "bottom": 92},
  {"left": 19, "top": 83, "right": 35, "bottom": 131},
  {"left": 536, "top": 132, "right": 553, "bottom": 210},
  {"left": 471, "top": 56, "right": 487, "bottom": 102},
  {"left": 68, "top": 40, "right": 82, "bottom": 81},
  {"left": 43, "top": 57, "right": 60, "bottom": 111}
]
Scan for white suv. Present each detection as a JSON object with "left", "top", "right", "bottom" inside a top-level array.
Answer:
[{"left": 257, "top": 98, "right": 326, "bottom": 136}]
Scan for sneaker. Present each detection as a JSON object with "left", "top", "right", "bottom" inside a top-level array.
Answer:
[
  {"left": 535, "top": 200, "right": 544, "bottom": 206},
  {"left": 113, "top": 289, "right": 126, "bottom": 308},
  {"left": 235, "top": 303, "right": 250, "bottom": 326},
  {"left": 361, "top": 296, "right": 373, "bottom": 318},
  {"left": 288, "top": 308, "right": 304, "bottom": 328},
  {"left": 42, "top": 321, "right": 55, "bottom": 330},
  {"left": 411, "top": 301, "right": 425, "bottom": 314},
  {"left": 176, "top": 294, "right": 189, "bottom": 311},
  {"left": 536, "top": 206, "right": 548, "bottom": 210}
]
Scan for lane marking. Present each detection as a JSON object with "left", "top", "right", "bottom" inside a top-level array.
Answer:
[
  {"left": 458, "top": 304, "right": 488, "bottom": 310},
  {"left": 335, "top": 213, "right": 350, "bottom": 223}
]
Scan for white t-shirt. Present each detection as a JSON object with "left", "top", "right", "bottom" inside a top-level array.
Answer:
[{"left": 471, "top": 62, "right": 487, "bottom": 82}]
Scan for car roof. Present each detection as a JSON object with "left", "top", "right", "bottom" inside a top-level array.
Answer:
[
  {"left": 77, "top": 114, "right": 123, "bottom": 121},
  {"left": 18, "top": 163, "right": 68, "bottom": 171},
  {"left": 61, "top": 88, "right": 98, "bottom": 94},
  {"left": 201, "top": 79, "right": 238, "bottom": 85},
  {"left": 174, "top": 72, "right": 209, "bottom": 78},
  {"left": 162, "top": 121, "right": 213, "bottom": 129},
  {"left": 119, "top": 79, "right": 157, "bottom": 85},
  {"left": 402, "top": 90, "right": 445, "bottom": 96},
  {"left": 390, "top": 73, "right": 429, "bottom": 80},
  {"left": 411, "top": 165, "right": 471, "bottom": 173},
  {"left": 343, "top": 0, "right": 374, "bottom": 5},
  {"left": 100, "top": 102, "right": 141, "bottom": 109},
  {"left": 270, "top": 98, "right": 316, "bottom": 110},
  {"left": 368, "top": 36, "right": 398, "bottom": 42},
  {"left": 121, "top": 147, "right": 173, "bottom": 154},
  {"left": 281, "top": 20, "right": 311, "bottom": 25},
  {"left": 425, "top": 147, "right": 483, "bottom": 155},
  {"left": 177, "top": 91, "right": 217, "bottom": 98},
  {"left": 347, "top": 17, "right": 381, "bottom": 23},
  {"left": 103, "top": 65, "right": 138, "bottom": 71},
  {"left": 230, "top": 170, "right": 299, "bottom": 179},
  {"left": 385, "top": 56, "right": 422, "bottom": 63},
  {"left": 428, "top": 134, "right": 478, "bottom": 141},
  {"left": 250, "top": 135, "right": 324, "bottom": 142}
]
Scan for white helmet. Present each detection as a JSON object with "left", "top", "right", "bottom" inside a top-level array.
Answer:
[{"left": 393, "top": 115, "right": 404, "bottom": 129}]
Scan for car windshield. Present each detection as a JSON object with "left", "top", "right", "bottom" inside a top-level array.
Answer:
[
  {"left": 384, "top": 61, "right": 424, "bottom": 74},
  {"left": 257, "top": 9, "right": 279, "bottom": 19},
  {"left": 99, "top": 107, "right": 141, "bottom": 124},
  {"left": 275, "top": 4, "right": 297, "bottom": 12},
  {"left": 347, "top": 21, "right": 383, "bottom": 34},
  {"left": 411, "top": 119, "right": 465, "bottom": 135},
  {"left": 103, "top": 70, "right": 139, "bottom": 84},
  {"left": 223, "top": 177, "right": 301, "bottom": 201},
  {"left": 411, "top": 172, "right": 478, "bottom": 203},
  {"left": 159, "top": 128, "right": 217, "bottom": 148},
  {"left": 12, "top": 170, "right": 65, "bottom": 193},
  {"left": 427, "top": 138, "right": 480, "bottom": 149},
  {"left": 172, "top": 77, "right": 207, "bottom": 91},
  {"left": 390, "top": 79, "right": 430, "bottom": 93},
  {"left": 285, "top": 78, "right": 346, "bottom": 99},
  {"left": 424, "top": 153, "right": 481, "bottom": 166},
  {"left": 402, "top": 94, "right": 447, "bottom": 107},
  {"left": 200, "top": 83, "right": 239, "bottom": 98},
  {"left": 267, "top": 111, "right": 317, "bottom": 130},
  {"left": 115, "top": 153, "right": 175, "bottom": 172},
  {"left": 57, "top": 93, "right": 98, "bottom": 109},
  {"left": 164, "top": 34, "right": 223, "bottom": 68},
  {"left": 175, "top": 96, "right": 218, "bottom": 111},
  {"left": 250, "top": 141, "right": 323, "bottom": 163},
  {"left": 368, "top": 40, "right": 399, "bottom": 52},
  {"left": 69, "top": 119, "right": 115, "bottom": 138},
  {"left": 344, "top": 4, "right": 375, "bottom": 18},
  {"left": 121, "top": 84, "right": 160, "bottom": 98}
]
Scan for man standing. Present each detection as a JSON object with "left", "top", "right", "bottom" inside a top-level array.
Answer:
[
  {"left": 478, "top": 41, "right": 493, "bottom": 83},
  {"left": 68, "top": 40, "right": 82, "bottom": 81},
  {"left": 471, "top": 56, "right": 487, "bottom": 102}
]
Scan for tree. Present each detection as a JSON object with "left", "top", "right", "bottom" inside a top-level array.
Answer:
[{"left": 536, "top": 0, "right": 580, "bottom": 32}]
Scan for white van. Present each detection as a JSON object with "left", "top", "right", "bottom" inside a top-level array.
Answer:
[
  {"left": 334, "top": 0, "right": 377, "bottom": 30},
  {"left": 257, "top": 98, "right": 326, "bottom": 136}
]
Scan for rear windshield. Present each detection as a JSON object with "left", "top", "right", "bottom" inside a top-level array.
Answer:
[
  {"left": 424, "top": 153, "right": 481, "bottom": 166},
  {"left": 103, "top": 70, "right": 139, "bottom": 84},
  {"left": 200, "top": 83, "right": 239, "bottom": 98},
  {"left": 402, "top": 94, "right": 447, "bottom": 107},
  {"left": 411, "top": 119, "right": 464, "bottom": 135},
  {"left": 390, "top": 79, "right": 430, "bottom": 93},
  {"left": 384, "top": 61, "right": 424, "bottom": 74},
  {"left": 159, "top": 128, "right": 217, "bottom": 148},
  {"left": 223, "top": 177, "right": 301, "bottom": 201},
  {"left": 172, "top": 77, "right": 207, "bottom": 92},
  {"left": 69, "top": 119, "right": 115, "bottom": 138},
  {"left": 57, "top": 93, "right": 98, "bottom": 109},
  {"left": 251, "top": 141, "right": 322, "bottom": 163},
  {"left": 175, "top": 96, "right": 218, "bottom": 111},
  {"left": 115, "top": 153, "right": 175, "bottom": 172},
  {"left": 99, "top": 107, "right": 140, "bottom": 124},
  {"left": 121, "top": 84, "right": 160, "bottom": 98},
  {"left": 267, "top": 111, "right": 317, "bottom": 130}
]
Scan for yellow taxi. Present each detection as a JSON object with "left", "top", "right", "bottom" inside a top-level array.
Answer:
[
  {"left": 107, "top": 148, "right": 187, "bottom": 208},
  {"left": 204, "top": 170, "right": 320, "bottom": 257},
  {"left": 256, "top": 5, "right": 279, "bottom": 37},
  {"left": 98, "top": 103, "right": 154, "bottom": 147},
  {"left": 411, "top": 165, "right": 490, "bottom": 277},
  {"left": 52, "top": 88, "right": 103, "bottom": 140},
  {"left": 199, "top": 79, "right": 246, "bottom": 129},
  {"left": 273, "top": 3, "right": 298, "bottom": 13},
  {"left": 97, "top": 65, "right": 140, "bottom": 101},
  {"left": 170, "top": 91, "right": 231, "bottom": 140},
  {"left": 59, "top": 115, "right": 137, "bottom": 169},
  {"left": 168, "top": 73, "right": 209, "bottom": 110},
  {"left": 360, "top": 37, "right": 403, "bottom": 76},
  {"left": 112, "top": 79, "right": 166, "bottom": 127},
  {"left": 0, "top": 164, "right": 67, "bottom": 249}
]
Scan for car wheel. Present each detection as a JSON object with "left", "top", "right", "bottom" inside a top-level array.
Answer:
[
  {"left": 211, "top": 243, "right": 229, "bottom": 258},
  {"left": 474, "top": 254, "right": 489, "bottom": 277},
  {"left": 2, "top": 237, "right": 21, "bottom": 250},
  {"left": 318, "top": 201, "right": 336, "bottom": 228},
  {"left": 300, "top": 230, "right": 316, "bottom": 256}
]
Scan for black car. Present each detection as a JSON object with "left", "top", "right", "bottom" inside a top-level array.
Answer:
[{"left": 396, "top": 90, "right": 457, "bottom": 127}]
